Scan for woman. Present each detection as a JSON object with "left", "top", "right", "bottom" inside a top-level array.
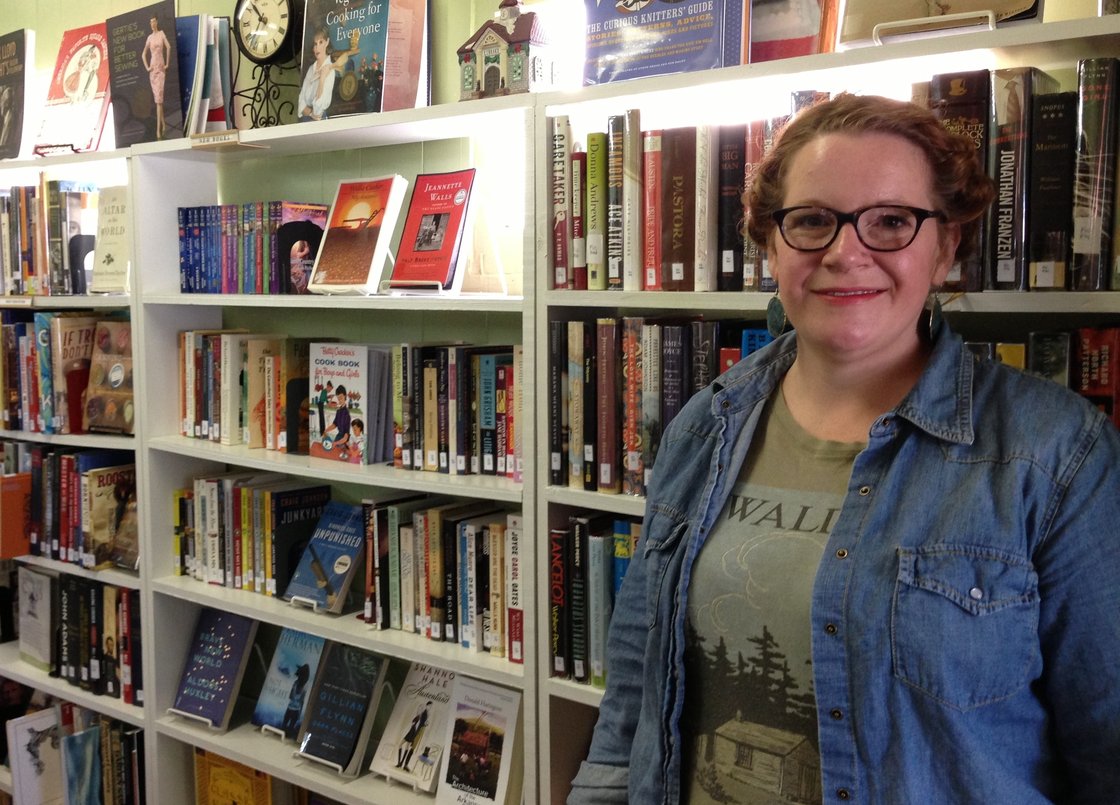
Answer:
[
  {"left": 569, "top": 93, "right": 1120, "bottom": 803},
  {"left": 141, "top": 15, "right": 170, "bottom": 139},
  {"left": 298, "top": 27, "right": 335, "bottom": 121}
]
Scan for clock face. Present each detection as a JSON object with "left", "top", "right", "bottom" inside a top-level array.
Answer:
[{"left": 234, "top": 0, "right": 296, "bottom": 64}]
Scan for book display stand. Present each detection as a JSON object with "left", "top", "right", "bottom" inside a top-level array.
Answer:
[{"left": 166, "top": 707, "right": 220, "bottom": 730}]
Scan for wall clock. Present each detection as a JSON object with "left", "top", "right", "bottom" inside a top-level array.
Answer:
[{"left": 233, "top": 0, "right": 300, "bottom": 65}]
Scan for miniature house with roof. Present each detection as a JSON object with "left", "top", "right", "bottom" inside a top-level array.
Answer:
[{"left": 457, "top": 0, "right": 556, "bottom": 101}]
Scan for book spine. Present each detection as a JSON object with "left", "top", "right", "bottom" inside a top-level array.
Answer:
[
  {"left": 441, "top": 515, "right": 458, "bottom": 644},
  {"left": 571, "top": 149, "right": 588, "bottom": 291},
  {"left": 495, "top": 363, "right": 508, "bottom": 477},
  {"left": 661, "top": 127, "right": 697, "bottom": 293},
  {"left": 551, "top": 115, "right": 573, "bottom": 290},
  {"left": 461, "top": 522, "right": 475, "bottom": 649},
  {"left": 437, "top": 347, "right": 450, "bottom": 473},
  {"left": 479, "top": 354, "right": 497, "bottom": 475},
  {"left": 691, "top": 320, "right": 719, "bottom": 397},
  {"left": 548, "top": 320, "right": 567, "bottom": 486},
  {"left": 613, "top": 518, "right": 634, "bottom": 596},
  {"left": 505, "top": 513, "right": 522, "bottom": 663},
  {"left": 588, "top": 531, "right": 613, "bottom": 688},
  {"left": 622, "top": 109, "right": 643, "bottom": 292},
  {"left": 549, "top": 526, "right": 570, "bottom": 677},
  {"left": 1028, "top": 92, "right": 1077, "bottom": 290},
  {"left": 586, "top": 131, "right": 608, "bottom": 290},
  {"left": 606, "top": 115, "right": 625, "bottom": 290},
  {"left": 1070, "top": 58, "right": 1120, "bottom": 290},
  {"left": 621, "top": 316, "right": 644, "bottom": 496},
  {"left": 989, "top": 67, "right": 1056, "bottom": 290},
  {"left": 742, "top": 120, "right": 766, "bottom": 291},
  {"left": 567, "top": 320, "right": 584, "bottom": 490},
  {"left": 422, "top": 358, "right": 439, "bottom": 471},
  {"left": 427, "top": 510, "right": 444, "bottom": 640},
  {"left": 642, "top": 129, "right": 664, "bottom": 291},
  {"left": 661, "top": 324, "right": 687, "bottom": 430},
  {"left": 454, "top": 346, "right": 472, "bottom": 475},
  {"left": 694, "top": 124, "right": 720, "bottom": 292},
  {"left": 597, "top": 318, "right": 621, "bottom": 494},
  {"left": 400, "top": 523, "right": 416, "bottom": 632},
  {"left": 641, "top": 322, "right": 662, "bottom": 493}
]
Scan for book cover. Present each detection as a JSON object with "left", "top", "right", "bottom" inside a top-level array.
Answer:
[
  {"left": 267, "top": 482, "right": 332, "bottom": 597},
  {"left": 621, "top": 316, "right": 643, "bottom": 496},
  {"left": 1028, "top": 92, "right": 1078, "bottom": 290},
  {"left": 550, "top": 115, "right": 573, "bottom": 290},
  {"left": 987, "top": 66, "right": 1059, "bottom": 290},
  {"left": 170, "top": 607, "right": 258, "bottom": 731},
  {"left": 276, "top": 201, "right": 329, "bottom": 294},
  {"left": 567, "top": 320, "right": 585, "bottom": 490},
  {"left": 369, "top": 662, "right": 455, "bottom": 791},
  {"left": 283, "top": 500, "right": 365, "bottom": 614},
  {"left": 547, "top": 319, "right": 567, "bottom": 486},
  {"left": 81, "top": 320, "right": 134, "bottom": 435},
  {"left": 606, "top": 114, "right": 625, "bottom": 290},
  {"left": 571, "top": 149, "right": 588, "bottom": 291},
  {"left": 106, "top": 0, "right": 185, "bottom": 145},
  {"left": 389, "top": 168, "right": 478, "bottom": 292},
  {"left": 308, "top": 175, "right": 409, "bottom": 295},
  {"left": 7, "top": 707, "right": 64, "bottom": 805},
  {"left": 90, "top": 186, "right": 130, "bottom": 294},
  {"left": 299, "top": 0, "right": 392, "bottom": 120},
  {"left": 0, "top": 29, "right": 35, "bottom": 160},
  {"left": 694, "top": 124, "right": 719, "bottom": 292},
  {"left": 587, "top": 526, "right": 614, "bottom": 689},
  {"left": 621, "top": 109, "right": 642, "bottom": 292},
  {"left": 642, "top": 129, "right": 663, "bottom": 292},
  {"left": 62, "top": 724, "right": 101, "bottom": 805},
  {"left": 1070, "top": 57, "right": 1120, "bottom": 290},
  {"left": 296, "top": 642, "right": 389, "bottom": 777},
  {"left": 193, "top": 748, "right": 276, "bottom": 805},
  {"left": 81, "top": 463, "right": 137, "bottom": 571},
  {"left": 930, "top": 69, "right": 990, "bottom": 292},
  {"left": 583, "top": 0, "right": 741, "bottom": 85},
  {"left": 548, "top": 525, "right": 570, "bottom": 677},
  {"left": 380, "top": 0, "right": 429, "bottom": 112},
  {"left": 50, "top": 315, "right": 98, "bottom": 435},
  {"left": 596, "top": 317, "right": 621, "bottom": 494},
  {"left": 435, "top": 676, "right": 521, "bottom": 805},
  {"left": 37, "top": 22, "right": 112, "bottom": 154},
  {"left": 17, "top": 565, "right": 55, "bottom": 672},
  {"left": 1027, "top": 331, "right": 1071, "bottom": 386},
  {"left": 308, "top": 341, "right": 390, "bottom": 464},
  {"left": 251, "top": 627, "right": 327, "bottom": 740}
]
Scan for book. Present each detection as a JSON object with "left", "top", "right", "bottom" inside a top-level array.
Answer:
[
  {"left": 369, "top": 662, "right": 455, "bottom": 790},
  {"left": 7, "top": 707, "right": 64, "bottom": 805},
  {"left": 81, "top": 463, "right": 137, "bottom": 570},
  {"left": 193, "top": 748, "right": 280, "bottom": 805},
  {"left": 621, "top": 109, "right": 642, "bottom": 292},
  {"left": 0, "top": 29, "right": 35, "bottom": 160},
  {"left": 251, "top": 627, "right": 327, "bottom": 740},
  {"left": 299, "top": 0, "right": 392, "bottom": 119},
  {"left": 596, "top": 317, "right": 621, "bottom": 494},
  {"left": 50, "top": 315, "right": 98, "bottom": 435},
  {"left": 583, "top": 0, "right": 743, "bottom": 85},
  {"left": 435, "top": 675, "right": 521, "bottom": 805},
  {"left": 587, "top": 525, "right": 613, "bottom": 688},
  {"left": 380, "top": 0, "right": 430, "bottom": 113},
  {"left": 571, "top": 148, "right": 588, "bottom": 290},
  {"left": 81, "top": 320, "right": 134, "bottom": 435},
  {"left": 751, "top": 0, "right": 821, "bottom": 62},
  {"left": 550, "top": 115, "right": 573, "bottom": 290},
  {"left": 621, "top": 316, "right": 643, "bottom": 496},
  {"left": 987, "top": 66, "right": 1058, "bottom": 290},
  {"left": 37, "top": 22, "right": 112, "bottom": 154},
  {"left": 90, "top": 186, "right": 130, "bottom": 294},
  {"left": 169, "top": 607, "right": 258, "bottom": 731},
  {"left": 1070, "top": 57, "right": 1120, "bottom": 290},
  {"left": 308, "top": 176, "right": 409, "bottom": 295},
  {"left": 548, "top": 525, "right": 570, "bottom": 677},
  {"left": 106, "top": 0, "right": 185, "bottom": 145},
  {"left": 308, "top": 341, "right": 393, "bottom": 465},
  {"left": 694, "top": 124, "right": 720, "bottom": 293},
  {"left": 930, "top": 69, "right": 990, "bottom": 292},
  {"left": 585, "top": 131, "right": 608, "bottom": 290},
  {"left": 1028, "top": 92, "right": 1078, "bottom": 290},
  {"left": 717, "top": 123, "right": 746, "bottom": 292},
  {"left": 17, "top": 565, "right": 56, "bottom": 672},
  {"left": 296, "top": 642, "right": 389, "bottom": 777},
  {"left": 276, "top": 201, "right": 329, "bottom": 294},
  {"left": 606, "top": 114, "right": 625, "bottom": 290},
  {"left": 61, "top": 724, "right": 101, "bottom": 805},
  {"left": 388, "top": 168, "right": 478, "bottom": 292},
  {"left": 284, "top": 501, "right": 366, "bottom": 614}
]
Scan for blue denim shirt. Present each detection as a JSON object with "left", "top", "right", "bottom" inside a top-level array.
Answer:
[{"left": 569, "top": 326, "right": 1120, "bottom": 804}]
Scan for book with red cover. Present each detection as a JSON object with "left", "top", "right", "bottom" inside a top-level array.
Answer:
[
  {"left": 37, "top": 22, "right": 112, "bottom": 153},
  {"left": 388, "top": 168, "right": 477, "bottom": 292},
  {"left": 596, "top": 317, "right": 621, "bottom": 495},
  {"left": 660, "top": 127, "right": 697, "bottom": 292},
  {"left": 308, "top": 175, "right": 409, "bottom": 295}
]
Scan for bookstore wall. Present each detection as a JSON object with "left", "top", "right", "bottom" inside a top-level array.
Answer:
[{"left": 1, "top": 0, "right": 1119, "bottom": 804}]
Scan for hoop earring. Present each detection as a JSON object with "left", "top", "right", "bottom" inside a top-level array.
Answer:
[
  {"left": 921, "top": 291, "right": 944, "bottom": 342},
  {"left": 766, "top": 293, "right": 788, "bottom": 339}
]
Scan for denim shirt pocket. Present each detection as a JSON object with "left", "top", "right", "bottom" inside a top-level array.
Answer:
[
  {"left": 641, "top": 505, "right": 691, "bottom": 631},
  {"left": 891, "top": 545, "right": 1040, "bottom": 711}
]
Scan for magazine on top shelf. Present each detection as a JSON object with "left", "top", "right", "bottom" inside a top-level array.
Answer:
[
  {"left": 36, "top": 22, "right": 113, "bottom": 154},
  {"left": 0, "top": 29, "right": 36, "bottom": 160},
  {"left": 106, "top": 0, "right": 185, "bottom": 146},
  {"left": 307, "top": 175, "right": 409, "bottom": 295},
  {"left": 385, "top": 168, "right": 477, "bottom": 293}
]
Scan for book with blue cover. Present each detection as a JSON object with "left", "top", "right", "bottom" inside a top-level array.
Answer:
[
  {"left": 169, "top": 607, "right": 258, "bottom": 731},
  {"left": 283, "top": 501, "right": 365, "bottom": 614},
  {"left": 61, "top": 724, "right": 101, "bottom": 805},
  {"left": 251, "top": 627, "right": 327, "bottom": 740}
]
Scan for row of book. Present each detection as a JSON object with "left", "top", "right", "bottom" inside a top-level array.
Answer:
[
  {"left": 173, "top": 478, "right": 526, "bottom": 662},
  {"left": 178, "top": 168, "right": 479, "bottom": 298},
  {"left": 4, "top": 694, "right": 143, "bottom": 805},
  {"left": 10, "top": 441, "right": 138, "bottom": 572},
  {"left": 549, "top": 515, "right": 641, "bottom": 689},
  {"left": 551, "top": 56, "right": 1120, "bottom": 295},
  {"left": 2, "top": 313, "right": 134, "bottom": 437},
  {"left": 194, "top": 748, "right": 345, "bottom": 805},
  {"left": 16, "top": 566, "right": 143, "bottom": 706},
  {"left": 172, "top": 609, "right": 520, "bottom": 801},
  {"left": 549, "top": 316, "right": 772, "bottom": 497},
  {"left": 178, "top": 331, "right": 525, "bottom": 480}
]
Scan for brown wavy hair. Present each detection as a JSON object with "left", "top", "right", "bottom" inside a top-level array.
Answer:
[{"left": 745, "top": 93, "right": 995, "bottom": 260}]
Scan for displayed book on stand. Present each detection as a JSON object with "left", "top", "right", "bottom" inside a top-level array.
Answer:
[
  {"left": 369, "top": 661, "right": 455, "bottom": 791},
  {"left": 283, "top": 500, "right": 366, "bottom": 614},
  {"left": 0, "top": 29, "right": 36, "bottom": 160},
  {"left": 308, "top": 176, "right": 409, "bottom": 295},
  {"left": 435, "top": 675, "right": 521, "bottom": 805},
  {"left": 106, "top": 0, "right": 185, "bottom": 146},
  {"left": 36, "top": 22, "right": 112, "bottom": 154},
  {"left": 168, "top": 607, "right": 258, "bottom": 731},
  {"left": 385, "top": 168, "right": 477, "bottom": 294},
  {"left": 251, "top": 627, "right": 328, "bottom": 741}
]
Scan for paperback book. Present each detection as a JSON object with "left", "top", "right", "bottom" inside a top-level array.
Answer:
[
  {"left": 251, "top": 627, "right": 327, "bottom": 740},
  {"left": 106, "top": 0, "right": 185, "bottom": 146},
  {"left": 369, "top": 662, "right": 455, "bottom": 791},
  {"left": 387, "top": 168, "right": 477, "bottom": 293},
  {"left": 308, "top": 176, "right": 409, "bottom": 295},
  {"left": 6, "top": 707, "right": 64, "bottom": 805},
  {"left": 283, "top": 501, "right": 366, "bottom": 614},
  {"left": 36, "top": 22, "right": 112, "bottom": 154},
  {"left": 0, "top": 29, "right": 35, "bottom": 160},
  {"left": 435, "top": 676, "right": 521, "bottom": 805},
  {"left": 169, "top": 607, "right": 258, "bottom": 731},
  {"left": 90, "top": 186, "right": 131, "bottom": 294}
]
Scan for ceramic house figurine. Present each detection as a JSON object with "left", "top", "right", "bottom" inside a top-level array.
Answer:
[{"left": 457, "top": 0, "right": 556, "bottom": 101}]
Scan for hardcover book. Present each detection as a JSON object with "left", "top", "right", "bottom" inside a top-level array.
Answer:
[
  {"left": 1028, "top": 92, "right": 1078, "bottom": 290},
  {"left": 276, "top": 201, "right": 329, "bottom": 294},
  {"left": 299, "top": 0, "right": 392, "bottom": 119},
  {"left": 308, "top": 176, "right": 409, "bottom": 295},
  {"left": 82, "top": 462, "right": 137, "bottom": 570},
  {"left": 435, "top": 675, "right": 522, "bottom": 805},
  {"left": 169, "top": 607, "right": 258, "bottom": 731},
  {"left": 283, "top": 500, "right": 366, "bottom": 614},
  {"left": 0, "top": 29, "right": 35, "bottom": 160},
  {"left": 586, "top": 131, "right": 608, "bottom": 290},
  {"left": 251, "top": 627, "right": 327, "bottom": 740},
  {"left": 193, "top": 748, "right": 277, "bottom": 805},
  {"left": 266, "top": 481, "right": 332, "bottom": 597},
  {"left": 17, "top": 565, "right": 56, "bottom": 672},
  {"left": 296, "top": 642, "right": 389, "bottom": 777},
  {"left": 388, "top": 168, "right": 478, "bottom": 292},
  {"left": 6, "top": 707, "right": 64, "bottom": 805},
  {"left": 81, "top": 320, "right": 134, "bottom": 435},
  {"left": 308, "top": 341, "right": 393, "bottom": 465},
  {"left": 36, "top": 22, "right": 112, "bottom": 154},
  {"left": 50, "top": 314, "right": 98, "bottom": 435},
  {"left": 369, "top": 662, "right": 456, "bottom": 791},
  {"left": 930, "top": 69, "right": 990, "bottom": 292},
  {"left": 717, "top": 123, "right": 746, "bottom": 292},
  {"left": 61, "top": 724, "right": 101, "bottom": 805},
  {"left": 550, "top": 115, "right": 573, "bottom": 290},
  {"left": 106, "top": 0, "right": 185, "bottom": 146}
]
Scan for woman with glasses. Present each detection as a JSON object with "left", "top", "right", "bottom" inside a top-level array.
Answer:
[{"left": 569, "top": 93, "right": 1120, "bottom": 804}]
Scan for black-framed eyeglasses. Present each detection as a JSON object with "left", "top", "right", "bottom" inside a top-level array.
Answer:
[{"left": 771, "top": 205, "right": 945, "bottom": 252}]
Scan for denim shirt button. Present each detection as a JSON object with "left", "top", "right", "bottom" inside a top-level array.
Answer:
[
  {"left": 829, "top": 708, "right": 843, "bottom": 720},
  {"left": 837, "top": 789, "right": 851, "bottom": 800},
  {"left": 825, "top": 622, "right": 838, "bottom": 635},
  {"left": 858, "top": 485, "right": 871, "bottom": 496},
  {"left": 835, "top": 548, "right": 849, "bottom": 559},
  {"left": 721, "top": 399, "right": 730, "bottom": 410},
  {"left": 969, "top": 586, "right": 984, "bottom": 600}
]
